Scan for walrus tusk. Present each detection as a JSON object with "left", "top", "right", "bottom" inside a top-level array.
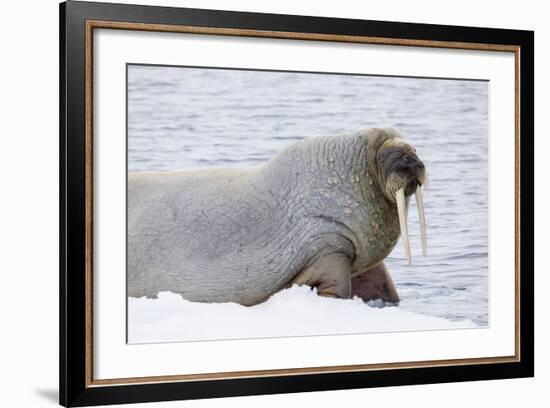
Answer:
[
  {"left": 415, "top": 187, "right": 427, "bottom": 256},
  {"left": 395, "top": 187, "right": 411, "bottom": 265}
]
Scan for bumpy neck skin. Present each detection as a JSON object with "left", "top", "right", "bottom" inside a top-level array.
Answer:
[
  {"left": 258, "top": 129, "right": 403, "bottom": 270},
  {"left": 260, "top": 128, "right": 400, "bottom": 215}
]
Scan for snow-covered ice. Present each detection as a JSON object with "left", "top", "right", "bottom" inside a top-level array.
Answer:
[{"left": 128, "top": 285, "right": 477, "bottom": 344}]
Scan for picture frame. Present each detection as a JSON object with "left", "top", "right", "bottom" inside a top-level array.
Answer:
[{"left": 59, "top": 0, "right": 534, "bottom": 406}]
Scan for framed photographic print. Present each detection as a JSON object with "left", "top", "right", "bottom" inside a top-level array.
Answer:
[{"left": 59, "top": 0, "right": 534, "bottom": 406}]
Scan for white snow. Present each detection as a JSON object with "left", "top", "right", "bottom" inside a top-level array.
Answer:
[{"left": 128, "top": 285, "right": 477, "bottom": 344}]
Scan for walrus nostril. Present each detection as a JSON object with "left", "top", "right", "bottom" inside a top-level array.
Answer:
[{"left": 409, "top": 158, "right": 425, "bottom": 172}]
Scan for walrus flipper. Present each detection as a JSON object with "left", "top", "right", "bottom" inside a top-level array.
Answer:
[
  {"left": 351, "top": 262, "right": 399, "bottom": 303},
  {"left": 293, "top": 252, "right": 352, "bottom": 299}
]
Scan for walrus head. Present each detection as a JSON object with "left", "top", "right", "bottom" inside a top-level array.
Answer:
[{"left": 372, "top": 130, "right": 427, "bottom": 264}]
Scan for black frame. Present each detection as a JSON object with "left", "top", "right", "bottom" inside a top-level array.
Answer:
[{"left": 60, "top": 1, "right": 534, "bottom": 406}]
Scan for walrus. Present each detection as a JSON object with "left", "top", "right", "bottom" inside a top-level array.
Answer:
[{"left": 128, "top": 128, "right": 427, "bottom": 305}]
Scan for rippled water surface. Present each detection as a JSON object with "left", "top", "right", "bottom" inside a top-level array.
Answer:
[{"left": 128, "top": 65, "right": 488, "bottom": 326}]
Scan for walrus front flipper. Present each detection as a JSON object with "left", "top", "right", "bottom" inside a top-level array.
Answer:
[
  {"left": 351, "top": 262, "right": 399, "bottom": 304},
  {"left": 293, "top": 252, "right": 352, "bottom": 299}
]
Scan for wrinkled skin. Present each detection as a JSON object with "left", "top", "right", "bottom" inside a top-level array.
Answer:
[{"left": 128, "top": 128, "right": 425, "bottom": 305}]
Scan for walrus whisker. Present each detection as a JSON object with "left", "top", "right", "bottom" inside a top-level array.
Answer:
[
  {"left": 395, "top": 187, "right": 411, "bottom": 264},
  {"left": 415, "top": 187, "right": 427, "bottom": 256}
]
